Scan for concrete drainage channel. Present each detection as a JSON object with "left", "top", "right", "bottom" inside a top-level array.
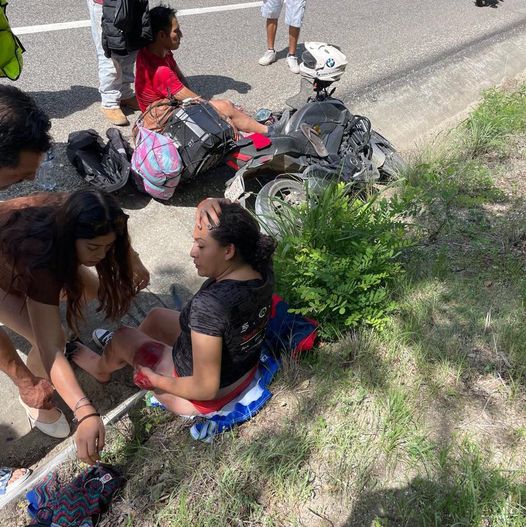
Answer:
[{"left": 2, "top": 21, "right": 526, "bottom": 513}]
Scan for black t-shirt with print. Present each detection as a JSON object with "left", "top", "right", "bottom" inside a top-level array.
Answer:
[{"left": 172, "top": 269, "right": 273, "bottom": 388}]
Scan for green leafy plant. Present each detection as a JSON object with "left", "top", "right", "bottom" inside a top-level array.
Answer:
[{"left": 271, "top": 182, "right": 408, "bottom": 339}]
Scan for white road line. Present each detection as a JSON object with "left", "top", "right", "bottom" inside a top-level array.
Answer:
[
  {"left": 13, "top": 19, "right": 90, "bottom": 35},
  {"left": 177, "top": 1, "right": 262, "bottom": 16},
  {"left": 12, "top": 1, "right": 263, "bottom": 36}
]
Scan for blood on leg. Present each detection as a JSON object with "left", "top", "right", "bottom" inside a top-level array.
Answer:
[
  {"left": 132, "top": 341, "right": 165, "bottom": 389},
  {"left": 133, "top": 341, "right": 165, "bottom": 369}
]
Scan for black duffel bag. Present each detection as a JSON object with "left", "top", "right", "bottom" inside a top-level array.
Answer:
[
  {"left": 66, "top": 128, "right": 133, "bottom": 192},
  {"left": 163, "top": 100, "right": 235, "bottom": 181}
]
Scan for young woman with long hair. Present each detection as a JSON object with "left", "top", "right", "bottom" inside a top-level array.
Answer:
[
  {"left": 73, "top": 202, "right": 276, "bottom": 416},
  {"left": 0, "top": 189, "right": 149, "bottom": 464}
]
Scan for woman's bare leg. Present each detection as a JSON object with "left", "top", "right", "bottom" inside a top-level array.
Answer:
[
  {"left": 153, "top": 391, "right": 201, "bottom": 416},
  {"left": 0, "top": 290, "right": 61, "bottom": 421},
  {"left": 72, "top": 327, "right": 151, "bottom": 382},
  {"left": 0, "top": 327, "right": 54, "bottom": 409},
  {"left": 138, "top": 308, "right": 181, "bottom": 344},
  {"left": 72, "top": 308, "right": 181, "bottom": 382},
  {"left": 100, "top": 307, "right": 181, "bottom": 374},
  {"left": 72, "top": 308, "right": 201, "bottom": 416}
]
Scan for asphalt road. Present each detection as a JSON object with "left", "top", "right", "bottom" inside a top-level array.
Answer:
[
  {"left": 0, "top": 0, "right": 525, "bottom": 468},
  {"left": 4, "top": 0, "right": 526, "bottom": 144}
]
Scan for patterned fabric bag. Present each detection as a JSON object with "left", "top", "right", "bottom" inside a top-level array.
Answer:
[
  {"left": 131, "top": 124, "right": 183, "bottom": 200},
  {"left": 25, "top": 463, "right": 125, "bottom": 527}
]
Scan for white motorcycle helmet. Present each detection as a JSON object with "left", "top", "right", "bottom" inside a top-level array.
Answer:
[{"left": 299, "top": 42, "right": 348, "bottom": 83}]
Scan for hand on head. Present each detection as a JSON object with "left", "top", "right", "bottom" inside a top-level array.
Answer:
[{"left": 195, "top": 198, "right": 231, "bottom": 231}]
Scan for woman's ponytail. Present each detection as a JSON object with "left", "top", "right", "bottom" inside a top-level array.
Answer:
[{"left": 251, "top": 234, "right": 276, "bottom": 274}]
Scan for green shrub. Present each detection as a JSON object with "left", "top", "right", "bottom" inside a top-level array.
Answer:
[{"left": 271, "top": 183, "right": 408, "bottom": 339}]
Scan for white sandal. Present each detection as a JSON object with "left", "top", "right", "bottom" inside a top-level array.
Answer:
[{"left": 19, "top": 397, "right": 70, "bottom": 439}]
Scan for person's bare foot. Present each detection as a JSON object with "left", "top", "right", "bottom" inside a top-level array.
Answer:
[{"left": 71, "top": 343, "right": 111, "bottom": 383}]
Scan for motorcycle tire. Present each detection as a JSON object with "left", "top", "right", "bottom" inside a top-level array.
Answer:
[
  {"left": 254, "top": 177, "right": 307, "bottom": 237},
  {"left": 370, "top": 131, "right": 405, "bottom": 181}
]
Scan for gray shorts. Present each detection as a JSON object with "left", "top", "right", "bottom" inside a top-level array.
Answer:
[{"left": 261, "top": 0, "right": 307, "bottom": 28}]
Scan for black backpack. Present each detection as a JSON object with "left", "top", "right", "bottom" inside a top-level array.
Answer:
[
  {"left": 163, "top": 100, "right": 235, "bottom": 181},
  {"left": 66, "top": 128, "right": 133, "bottom": 192}
]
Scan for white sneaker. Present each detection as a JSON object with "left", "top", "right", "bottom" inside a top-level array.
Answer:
[
  {"left": 258, "top": 49, "right": 277, "bottom": 66},
  {"left": 287, "top": 55, "right": 300, "bottom": 74}
]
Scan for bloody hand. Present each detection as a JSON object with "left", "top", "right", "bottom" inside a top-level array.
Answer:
[
  {"left": 133, "top": 369, "right": 154, "bottom": 390},
  {"left": 18, "top": 377, "right": 55, "bottom": 410}
]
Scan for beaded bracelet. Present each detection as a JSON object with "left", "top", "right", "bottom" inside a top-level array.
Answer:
[{"left": 75, "top": 412, "right": 101, "bottom": 427}]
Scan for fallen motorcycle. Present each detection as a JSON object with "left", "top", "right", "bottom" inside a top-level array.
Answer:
[{"left": 223, "top": 42, "right": 404, "bottom": 231}]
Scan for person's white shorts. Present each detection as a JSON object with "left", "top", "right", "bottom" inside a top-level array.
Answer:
[{"left": 261, "top": 0, "right": 306, "bottom": 28}]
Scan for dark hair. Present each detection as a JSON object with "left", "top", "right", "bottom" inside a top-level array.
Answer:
[
  {"left": 209, "top": 203, "right": 276, "bottom": 274},
  {"left": 0, "top": 86, "right": 52, "bottom": 168},
  {"left": 0, "top": 189, "right": 136, "bottom": 331},
  {"left": 150, "top": 5, "right": 178, "bottom": 40}
]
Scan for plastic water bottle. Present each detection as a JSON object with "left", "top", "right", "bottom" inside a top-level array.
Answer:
[{"left": 36, "top": 148, "right": 57, "bottom": 191}]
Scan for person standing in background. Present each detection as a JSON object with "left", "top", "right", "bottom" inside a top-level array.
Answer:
[
  {"left": 86, "top": 0, "right": 143, "bottom": 126},
  {"left": 258, "top": 0, "right": 307, "bottom": 74}
]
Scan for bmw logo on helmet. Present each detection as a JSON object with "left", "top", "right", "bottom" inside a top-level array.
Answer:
[{"left": 326, "top": 57, "right": 335, "bottom": 68}]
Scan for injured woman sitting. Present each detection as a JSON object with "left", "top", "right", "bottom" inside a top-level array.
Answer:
[{"left": 72, "top": 201, "right": 275, "bottom": 416}]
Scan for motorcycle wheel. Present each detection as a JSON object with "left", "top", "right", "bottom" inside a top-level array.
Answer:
[
  {"left": 254, "top": 177, "right": 307, "bottom": 237},
  {"left": 370, "top": 131, "right": 406, "bottom": 181}
]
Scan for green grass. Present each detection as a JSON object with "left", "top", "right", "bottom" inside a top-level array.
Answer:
[
  {"left": 393, "top": 440, "right": 526, "bottom": 526},
  {"left": 460, "top": 84, "right": 526, "bottom": 158}
]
